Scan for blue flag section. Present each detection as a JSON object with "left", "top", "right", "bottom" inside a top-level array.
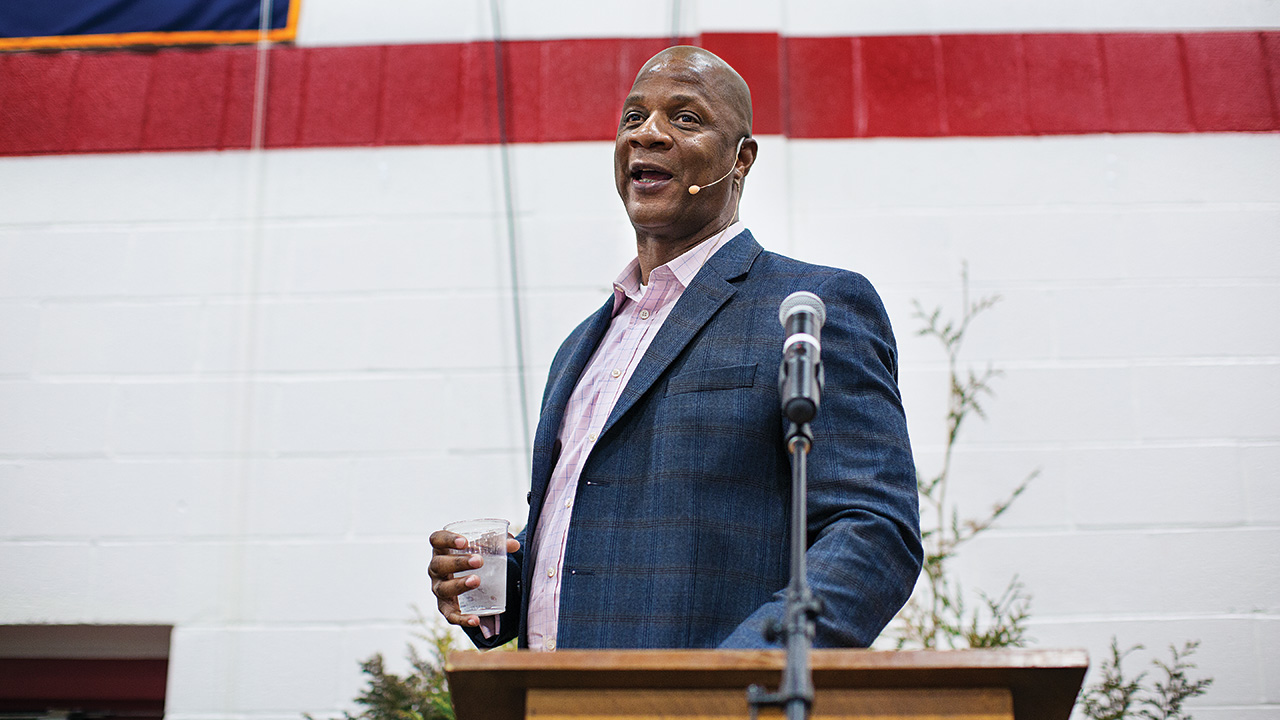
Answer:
[{"left": 0, "top": 0, "right": 297, "bottom": 49}]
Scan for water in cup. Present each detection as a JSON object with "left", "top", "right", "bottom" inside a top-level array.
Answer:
[{"left": 445, "top": 518, "right": 508, "bottom": 617}]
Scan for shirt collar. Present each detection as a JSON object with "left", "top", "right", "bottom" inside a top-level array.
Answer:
[{"left": 611, "top": 221, "right": 745, "bottom": 313}]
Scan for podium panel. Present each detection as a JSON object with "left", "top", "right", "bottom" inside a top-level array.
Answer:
[
  {"left": 527, "top": 687, "right": 1013, "bottom": 720},
  {"left": 446, "top": 649, "right": 1087, "bottom": 720}
]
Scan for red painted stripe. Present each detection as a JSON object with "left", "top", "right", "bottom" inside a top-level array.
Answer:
[
  {"left": 786, "top": 36, "right": 857, "bottom": 138},
  {"left": 1102, "top": 34, "right": 1195, "bottom": 132},
  {"left": 1024, "top": 34, "right": 1109, "bottom": 134},
  {"left": 144, "top": 47, "right": 236, "bottom": 150},
  {"left": 2, "top": 31, "right": 1276, "bottom": 156},
  {"left": 942, "top": 33, "right": 1030, "bottom": 135},
  {"left": 1183, "top": 32, "right": 1278, "bottom": 131},
  {"left": 860, "top": 35, "right": 945, "bottom": 137}
]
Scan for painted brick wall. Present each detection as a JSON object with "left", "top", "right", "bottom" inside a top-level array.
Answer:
[{"left": 1, "top": 2, "right": 1278, "bottom": 719}]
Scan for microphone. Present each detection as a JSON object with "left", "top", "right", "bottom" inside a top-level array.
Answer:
[
  {"left": 778, "top": 291, "right": 826, "bottom": 424},
  {"left": 688, "top": 137, "right": 746, "bottom": 195}
]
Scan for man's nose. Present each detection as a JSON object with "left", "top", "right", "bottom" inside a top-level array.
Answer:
[{"left": 628, "top": 115, "right": 671, "bottom": 147}]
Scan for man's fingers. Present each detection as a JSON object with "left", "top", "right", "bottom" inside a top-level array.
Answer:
[
  {"left": 430, "top": 527, "right": 490, "bottom": 629},
  {"left": 436, "top": 582, "right": 481, "bottom": 628},
  {"left": 507, "top": 537, "right": 521, "bottom": 553},
  {"left": 443, "top": 609, "right": 481, "bottom": 627},
  {"left": 436, "top": 595, "right": 477, "bottom": 627},
  {"left": 427, "top": 553, "right": 482, "bottom": 580},
  {"left": 432, "top": 575, "right": 480, "bottom": 599},
  {"left": 429, "top": 530, "right": 468, "bottom": 552}
]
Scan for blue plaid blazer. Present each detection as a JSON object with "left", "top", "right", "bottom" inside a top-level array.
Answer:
[{"left": 467, "top": 229, "right": 921, "bottom": 650}]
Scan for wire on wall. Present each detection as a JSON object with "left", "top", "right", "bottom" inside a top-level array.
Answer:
[
  {"left": 251, "top": 0, "right": 274, "bottom": 151},
  {"left": 670, "top": 0, "right": 682, "bottom": 47},
  {"left": 490, "top": 0, "right": 534, "bottom": 464}
]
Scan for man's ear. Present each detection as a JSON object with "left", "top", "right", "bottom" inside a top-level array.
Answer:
[{"left": 735, "top": 137, "right": 759, "bottom": 180}]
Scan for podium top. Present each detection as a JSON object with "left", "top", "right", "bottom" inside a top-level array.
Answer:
[{"left": 446, "top": 648, "right": 1089, "bottom": 720}]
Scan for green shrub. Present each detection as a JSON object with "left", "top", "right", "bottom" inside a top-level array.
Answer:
[{"left": 1081, "top": 639, "right": 1213, "bottom": 720}]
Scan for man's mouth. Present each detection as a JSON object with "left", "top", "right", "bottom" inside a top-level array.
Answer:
[{"left": 630, "top": 166, "right": 673, "bottom": 186}]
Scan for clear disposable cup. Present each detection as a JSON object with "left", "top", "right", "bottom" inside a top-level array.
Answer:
[{"left": 444, "top": 518, "right": 509, "bottom": 617}]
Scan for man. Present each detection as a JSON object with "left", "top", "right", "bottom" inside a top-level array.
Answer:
[{"left": 429, "top": 46, "right": 921, "bottom": 650}]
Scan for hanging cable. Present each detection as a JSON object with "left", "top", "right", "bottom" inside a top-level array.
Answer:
[
  {"left": 670, "top": 0, "right": 682, "bottom": 46},
  {"left": 250, "top": 0, "right": 274, "bottom": 150},
  {"left": 490, "top": 0, "right": 533, "bottom": 464}
]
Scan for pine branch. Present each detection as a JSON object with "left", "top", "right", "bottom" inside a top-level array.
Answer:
[
  {"left": 892, "top": 264, "right": 1035, "bottom": 650},
  {"left": 964, "top": 576, "right": 1032, "bottom": 648},
  {"left": 1081, "top": 639, "right": 1148, "bottom": 720},
  {"left": 1136, "top": 642, "right": 1214, "bottom": 720}
]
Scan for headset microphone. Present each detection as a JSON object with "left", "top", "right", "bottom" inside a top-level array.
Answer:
[{"left": 688, "top": 137, "right": 746, "bottom": 195}]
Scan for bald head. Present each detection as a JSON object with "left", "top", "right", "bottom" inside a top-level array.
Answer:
[{"left": 632, "top": 46, "right": 753, "bottom": 139}]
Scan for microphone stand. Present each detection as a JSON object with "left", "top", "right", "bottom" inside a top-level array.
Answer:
[{"left": 747, "top": 420, "right": 822, "bottom": 720}]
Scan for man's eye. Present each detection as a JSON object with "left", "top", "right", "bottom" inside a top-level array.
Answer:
[
  {"left": 675, "top": 113, "right": 699, "bottom": 124},
  {"left": 623, "top": 111, "right": 645, "bottom": 124}
]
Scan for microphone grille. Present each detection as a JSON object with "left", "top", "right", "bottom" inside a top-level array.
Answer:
[{"left": 779, "top": 291, "right": 826, "bottom": 327}]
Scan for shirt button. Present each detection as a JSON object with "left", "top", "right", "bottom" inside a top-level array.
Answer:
[
  {"left": 611, "top": 368, "right": 621, "bottom": 378},
  {"left": 546, "top": 638, "right": 556, "bottom": 651},
  {"left": 547, "top": 567, "right": 556, "bottom": 578},
  {"left": 565, "top": 499, "right": 573, "bottom": 509},
  {"left": 588, "top": 433, "right": 597, "bottom": 442},
  {"left": 639, "top": 309, "right": 651, "bottom": 319}
]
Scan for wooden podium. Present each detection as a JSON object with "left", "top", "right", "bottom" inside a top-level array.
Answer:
[{"left": 446, "top": 648, "right": 1088, "bottom": 720}]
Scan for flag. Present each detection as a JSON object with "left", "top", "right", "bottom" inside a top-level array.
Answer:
[{"left": 0, "top": 0, "right": 297, "bottom": 50}]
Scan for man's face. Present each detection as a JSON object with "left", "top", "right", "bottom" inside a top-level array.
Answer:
[{"left": 614, "top": 55, "right": 744, "bottom": 240}]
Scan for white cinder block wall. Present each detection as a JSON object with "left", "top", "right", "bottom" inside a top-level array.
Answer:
[{"left": 1, "top": 1, "right": 1278, "bottom": 718}]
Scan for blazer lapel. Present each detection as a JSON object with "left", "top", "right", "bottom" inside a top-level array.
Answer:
[{"left": 600, "top": 230, "right": 763, "bottom": 438}]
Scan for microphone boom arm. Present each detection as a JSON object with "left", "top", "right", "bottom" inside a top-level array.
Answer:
[{"left": 688, "top": 137, "right": 747, "bottom": 195}]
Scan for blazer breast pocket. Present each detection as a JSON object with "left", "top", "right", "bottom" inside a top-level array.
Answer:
[{"left": 665, "top": 363, "right": 759, "bottom": 396}]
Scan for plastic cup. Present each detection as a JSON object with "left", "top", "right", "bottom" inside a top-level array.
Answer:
[{"left": 444, "top": 518, "right": 509, "bottom": 617}]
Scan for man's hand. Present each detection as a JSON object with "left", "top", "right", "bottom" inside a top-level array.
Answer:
[{"left": 428, "top": 529, "right": 520, "bottom": 627}]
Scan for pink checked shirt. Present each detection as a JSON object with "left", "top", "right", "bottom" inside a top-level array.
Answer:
[{"left": 524, "top": 222, "right": 744, "bottom": 651}]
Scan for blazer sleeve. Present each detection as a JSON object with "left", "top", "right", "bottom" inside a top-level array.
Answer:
[{"left": 719, "top": 270, "right": 923, "bottom": 648}]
